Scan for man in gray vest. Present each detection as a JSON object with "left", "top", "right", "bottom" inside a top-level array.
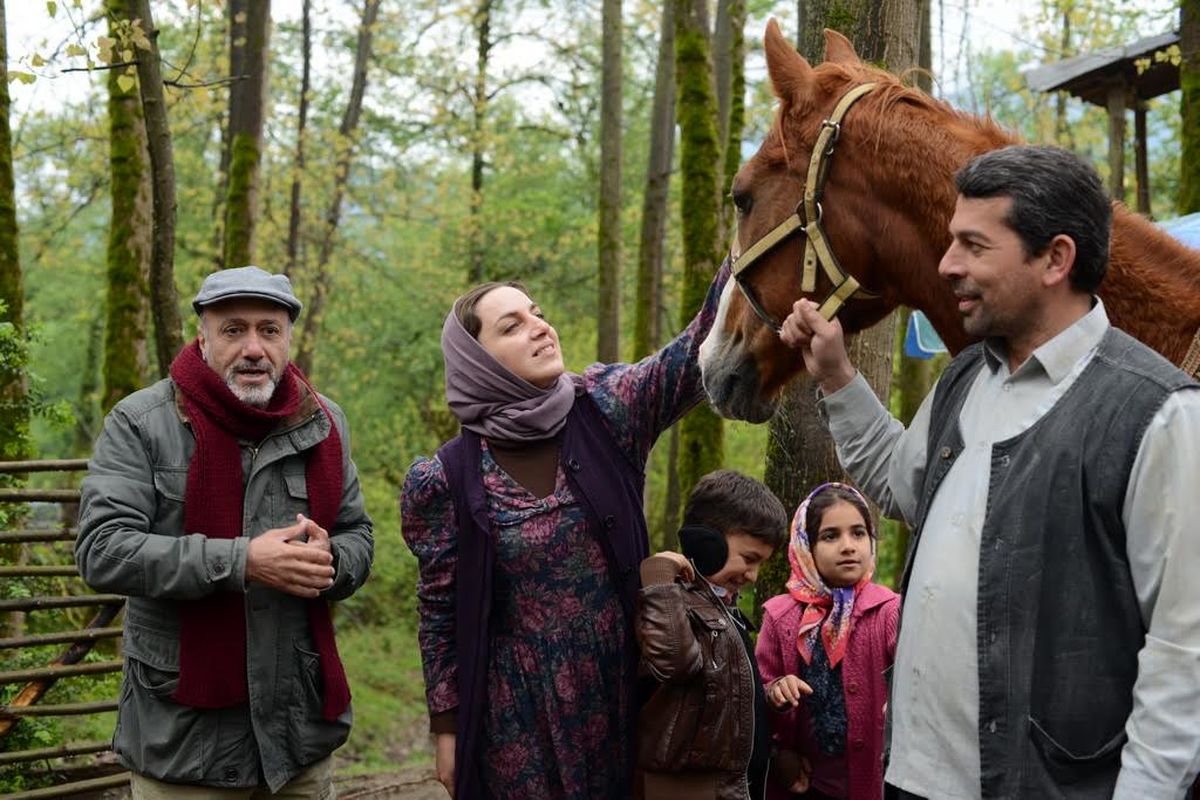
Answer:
[{"left": 780, "top": 145, "right": 1200, "bottom": 799}]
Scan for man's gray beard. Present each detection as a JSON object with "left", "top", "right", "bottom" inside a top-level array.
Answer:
[
  {"left": 226, "top": 375, "right": 278, "bottom": 408},
  {"left": 198, "top": 343, "right": 282, "bottom": 407}
]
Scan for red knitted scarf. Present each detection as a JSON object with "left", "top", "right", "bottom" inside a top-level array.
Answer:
[{"left": 168, "top": 340, "right": 351, "bottom": 721}]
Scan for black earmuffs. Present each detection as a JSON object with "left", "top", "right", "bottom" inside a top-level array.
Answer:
[{"left": 677, "top": 524, "right": 728, "bottom": 578}]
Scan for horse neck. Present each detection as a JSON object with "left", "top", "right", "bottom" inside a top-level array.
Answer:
[
  {"left": 869, "top": 111, "right": 1011, "bottom": 353},
  {"left": 1100, "top": 207, "right": 1200, "bottom": 366}
]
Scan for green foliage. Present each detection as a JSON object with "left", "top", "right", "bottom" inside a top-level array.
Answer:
[
  {"left": 0, "top": 302, "right": 72, "bottom": 508},
  {"left": 0, "top": 307, "right": 32, "bottom": 466},
  {"left": 334, "top": 623, "right": 431, "bottom": 773}
]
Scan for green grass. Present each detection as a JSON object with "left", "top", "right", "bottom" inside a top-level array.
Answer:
[{"left": 335, "top": 622, "right": 432, "bottom": 776}]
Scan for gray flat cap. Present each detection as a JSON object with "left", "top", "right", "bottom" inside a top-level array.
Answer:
[{"left": 192, "top": 266, "right": 302, "bottom": 321}]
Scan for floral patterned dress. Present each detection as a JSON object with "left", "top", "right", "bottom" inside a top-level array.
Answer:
[{"left": 402, "top": 266, "right": 729, "bottom": 799}]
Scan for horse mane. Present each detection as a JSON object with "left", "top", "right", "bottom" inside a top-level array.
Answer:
[{"left": 769, "top": 61, "right": 1015, "bottom": 162}]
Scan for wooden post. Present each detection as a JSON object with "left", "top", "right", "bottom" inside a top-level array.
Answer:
[
  {"left": 1134, "top": 102, "right": 1151, "bottom": 216},
  {"left": 1106, "top": 82, "right": 1126, "bottom": 202}
]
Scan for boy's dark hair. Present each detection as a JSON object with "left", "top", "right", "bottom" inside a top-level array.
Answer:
[
  {"left": 683, "top": 469, "right": 788, "bottom": 550},
  {"left": 955, "top": 144, "right": 1112, "bottom": 294},
  {"left": 454, "top": 281, "right": 528, "bottom": 338},
  {"left": 805, "top": 484, "right": 875, "bottom": 542}
]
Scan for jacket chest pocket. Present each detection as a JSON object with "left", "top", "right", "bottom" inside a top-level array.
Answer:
[
  {"left": 687, "top": 607, "right": 729, "bottom": 671},
  {"left": 151, "top": 467, "right": 188, "bottom": 535},
  {"left": 278, "top": 470, "right": 310, "bottom": 523}
]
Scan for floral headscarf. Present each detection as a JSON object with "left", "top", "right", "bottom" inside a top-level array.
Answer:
[{"left": 787, "top": 482, "right": 874, "bottom": 668}]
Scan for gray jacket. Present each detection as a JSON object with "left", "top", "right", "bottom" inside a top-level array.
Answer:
[{"left": 76, "top": 378, "right": 374, "bottom": 791}]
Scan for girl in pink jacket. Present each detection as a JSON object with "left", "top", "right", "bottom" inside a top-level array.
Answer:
[{"left": 756, "top": 483, "right": 899, "bottom": 800}]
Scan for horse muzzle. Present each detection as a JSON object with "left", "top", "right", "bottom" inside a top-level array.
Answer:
[{"left": 700, "top": 348, "right": 777, "bottom": 423}]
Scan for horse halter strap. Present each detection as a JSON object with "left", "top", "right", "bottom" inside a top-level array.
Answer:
[
  {"left": 731, "top": 82, "right": 879, "bottom": 333},
  {"left": 1183, "top": 328, "right": 1200, "bottom": 379}
]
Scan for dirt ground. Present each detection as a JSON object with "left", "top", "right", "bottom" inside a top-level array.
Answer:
[
  {"left": 75, "top": 767, "right": 446, "bottom": 800},
  {"left": 334, "top": 769, "right": 447, "bottom": 799}
]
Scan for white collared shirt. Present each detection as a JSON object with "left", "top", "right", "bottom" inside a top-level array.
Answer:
[{"left": 819, "top": 299, "right": 1200, "bottom": 799}]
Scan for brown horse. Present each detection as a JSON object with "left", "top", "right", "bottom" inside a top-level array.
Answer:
[{"left": 699, "top": 19, "right": 1200, "bottom": 422}]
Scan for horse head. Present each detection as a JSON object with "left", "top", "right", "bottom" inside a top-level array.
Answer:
[{"left": 700, "top": 19, "right": 1013, "bottom": 422}]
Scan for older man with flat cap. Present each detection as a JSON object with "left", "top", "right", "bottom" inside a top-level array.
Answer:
[{"left": 77, "top": 266, "right": 374, "bottom": 799}]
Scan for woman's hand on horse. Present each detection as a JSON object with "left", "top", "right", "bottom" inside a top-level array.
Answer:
[{"left": 779, "top": 299, "right": 856, "bottom": 394}]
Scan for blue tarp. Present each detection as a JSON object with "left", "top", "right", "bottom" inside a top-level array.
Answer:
[
  {"left": 1159, "top": 212, "right": 1200, "bottom": 250},
  {"left": 904, "top": 310, "right": 947, "bottom": 359}
]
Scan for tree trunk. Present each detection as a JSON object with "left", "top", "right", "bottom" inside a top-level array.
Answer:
[
  {"left": 597, "top": 0, "right": 622, "bottom": 362},
  {"left": 131, "top": 0, "right": 183, "bottom": 375},
  {"left": 718, "top": 0, "right": 745, "bottom": 256},
  {"left": 293, "top": 0, "right": 380, "bottom": 376},
  {"left": 1182, "top": 0, "right": 1200, "bottom": 214},
  {"left": 468, "top": 0, "right": 493, "bottom": 283},
  {"left": 674, "top": 0, "right": 724, "bottom": 499},
  {"left": 222, "top": 0, "right": 271, "bottom": 268},
  {"left": 0, "top": 0, "right": 28, "bottom": 461},
  {"left": 714, "top": 0, "right": 732, "bottom": 144},
  {"left": 286, "top": 0, "right": 312, "bottom": 274},
  {"left": 881, "top": 2, "right": 937, "bottom": 585},
  {"left": 209, "top": 4, "right": 236, "bottom": 267},
  {"left": 633, "top": 0, "right": 675, "bottom": 361},
  {"left": 73, "top": 314, "right": 105, "bottom": 460},
  {"left": 659, "top": 426, "right": 682, "bottom": 550},
  {"left": 759, "top": 0, "right": 918, "bottom": 611},
  {"left": 1054, "top": 2, "right": 1076, "bottom": 149},
  {"left": 102, "top": 0, "right": 153, "bottom": 413},
  {"left": 917, "top": 0, "right": 931, "bottom": 94}
]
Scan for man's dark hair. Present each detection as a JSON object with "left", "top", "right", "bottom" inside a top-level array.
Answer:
[
  {"left": 955, "top": 144, "right": 1112, "bottom": 294},
  {"left": 683, "top": 469, "right": 788, "bottom": 550},
  {"left": 454, "top": 281, "right": 528, "bottom": 338}
]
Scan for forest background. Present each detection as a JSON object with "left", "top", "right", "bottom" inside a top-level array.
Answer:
[{"left": 0, "top": 0, "right": 1189, "bottom": 787}]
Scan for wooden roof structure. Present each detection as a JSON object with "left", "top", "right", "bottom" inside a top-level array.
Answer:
[{"left": 1025, "top": 30, "right": 1181, "bottom": 216}]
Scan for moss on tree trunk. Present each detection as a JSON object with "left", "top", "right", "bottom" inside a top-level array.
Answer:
[
  {"left": 223, "top": 133, "right": 262, "bottom": 268},
  {"left": 103, "top": 0, "right": 152, "bottom": 413},
  {"left": 674, "top": 0, "right": 724, "bottom": 497}
]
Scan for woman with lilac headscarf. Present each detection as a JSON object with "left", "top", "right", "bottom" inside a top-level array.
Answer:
[
  {"left": 756, "top": 483, "right": 900, "bottom": 800},
  {"left": 401, "top": 264, "right": 729, "bottom": 800}
]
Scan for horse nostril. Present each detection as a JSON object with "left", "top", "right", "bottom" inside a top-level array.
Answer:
[{"left": 721, "top": 373, "right": 741, "bottom": 402}]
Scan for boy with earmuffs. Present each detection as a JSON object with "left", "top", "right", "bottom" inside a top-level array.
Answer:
[{"left": 635, "top": 469, "right": 790, "bottom": 800}]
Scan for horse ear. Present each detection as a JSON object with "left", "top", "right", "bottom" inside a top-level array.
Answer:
[
  {"left": 764, "top": 18, "right": 813, "bottom": 100},
  {"left": 823, "top": 28, "right": 862, "bottom": 66}
]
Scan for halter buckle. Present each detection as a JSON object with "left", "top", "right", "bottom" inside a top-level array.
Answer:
[{"left": 821, "top": 119, "right": 842, "bottom": 154}]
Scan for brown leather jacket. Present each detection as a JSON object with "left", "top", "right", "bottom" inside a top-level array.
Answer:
[{"left": 635, "top": 555, "right": 757, "bottom": 800}]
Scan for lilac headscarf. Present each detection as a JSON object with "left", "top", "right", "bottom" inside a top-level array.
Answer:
[{"left": 441, "top": 307, "right": 576, "bottom": 441}]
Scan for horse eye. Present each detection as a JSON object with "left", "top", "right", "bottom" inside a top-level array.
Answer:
[{"left": 731, "top": 188, "right": 752, "bottom": 214}]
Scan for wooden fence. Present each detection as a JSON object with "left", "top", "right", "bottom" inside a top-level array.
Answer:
[{"left": 0, "top": 459, "right": 129, "bottom": 798}]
